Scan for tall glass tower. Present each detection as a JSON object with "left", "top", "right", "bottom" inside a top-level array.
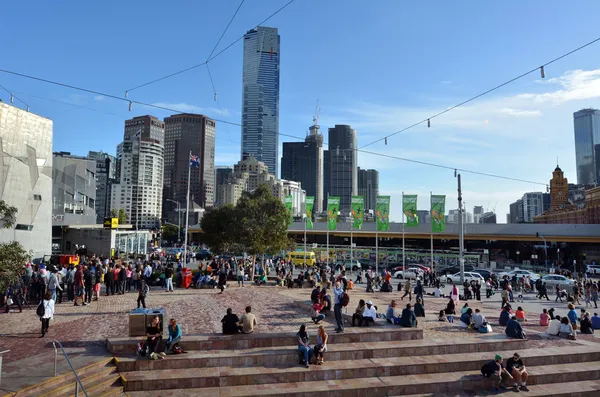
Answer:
[
  {"left": 574, "top": 108, "right": 600, "bottom": 185},
  {"left": 241, "top": 26, "right": 280, "bottom": 177}
]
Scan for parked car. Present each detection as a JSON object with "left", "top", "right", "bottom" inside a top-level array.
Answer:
[
  {"left": 393, "top": 269, "right": 421, "bottom": 280},
  {"left": 335, "top": 260, "right": 361, "bottom": 272},
  {"left": 498, "top": 269, "right": 541, "bottom": 282},
  {"left": 540, "top": 274, "right": 576, "bottom": 292},
  {"left": 471, "top": 268, "right": 495, "bottom": 281},
  {"left": 438, "top": 265, "right": 475, "bottom": 275},
  {"left": 446, "top": 272, "right": 485, "bottom": 284},
  {"left": 586, "top": 264, "right": 600, "bottom": 276}
]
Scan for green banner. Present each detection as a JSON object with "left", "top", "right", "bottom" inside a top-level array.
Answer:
[
  {"left": 284, "top": 195, "right": 293, "bottom": 226},
  {"left": 305, "top": 196, "right": 314, "bottom": 229},
  {"left": 431, "top": 195, "right": 446, "bottom": 233},
  {"left": 351, "top": 196, "right": 364, "bottom": 229},
  {"left": 327, "top": 196, "right": 340, "bottom": 231},
  {"left": 403, "top": 194, "right": 418, "bottom": 227},
  {"left": 376, "top": 195, "right": 390, "bottom": 231}
]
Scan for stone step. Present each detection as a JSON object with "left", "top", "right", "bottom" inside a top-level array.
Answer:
[
  {"left": 39, "top": 367, "right": 118, "bottom": 397},
  {"left": 120, "top": 345, "right": 600, "bottom": 392},
  {"left": 70, "top": 375, "right": 122, "bottom": 397},
  {"left": 125, "top": 362, "right": 600, "bottom": 396},
  {"left": 115, "top": 337, "right": 527, "bottom": 372},
  {"left": 106, "top": 326, "right": 422, "bottom": 354},
  {"left": 9, "top": 358, "right": 114, "bottom": 397}
]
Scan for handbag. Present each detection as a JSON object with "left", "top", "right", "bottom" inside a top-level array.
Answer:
[{"left": 6, "top": 297, "right": 13, "bottom": 306}]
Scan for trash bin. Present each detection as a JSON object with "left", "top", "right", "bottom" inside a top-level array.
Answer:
[
  {"left": 128, "top": 308, "right": 150, "bottom": 337},
  {"left": 181, "top": 268, "right": 192, "bottom": 289}
]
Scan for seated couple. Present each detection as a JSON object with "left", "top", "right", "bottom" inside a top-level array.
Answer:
[
  {"left": 352, "top": 299, "right": 377, "bottom": 326},
  {"left": 546, "top": 315, "right": 577, "bottom": 340},
  {"left": 221, "top": 306, "right": 257, "bottom": 334},
  {"left": 457, "top": 308, "right": 491, "bottom": 333},
  {"left": 145, "top": 317, "right": 183, "bottom": 360},
  {"left": 387, "top": 301, "right": 418, "bottom": 328}
]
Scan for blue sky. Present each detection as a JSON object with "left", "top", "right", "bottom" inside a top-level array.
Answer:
[{"left": 3, "top": 1, "right": 600, "bottom": 221}]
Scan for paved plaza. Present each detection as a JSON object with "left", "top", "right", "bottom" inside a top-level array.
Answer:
[{"left": 0, "top": 276, "right": 599, "bottom": 394}]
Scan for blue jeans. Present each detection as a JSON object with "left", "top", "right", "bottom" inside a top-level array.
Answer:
[
  {"left": 334, "top": 303, "right": 344, "bottom": 331},
  {"left": 312, "top": 314, "right": 325, "bottom": 323},
  {"left": 298, "top": 344, "right": 313, "bottom": 364},
  {"left": 447, "top": 315, "right": 454, "bottom": 323},
  {"left": 237, "top": 276, "right": 244, "bottom": 286},
  {"left": 50, "top": 289, "right": 56, "bottom": 302}
]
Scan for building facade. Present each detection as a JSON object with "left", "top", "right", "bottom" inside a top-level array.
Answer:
[
  {"left": 323, "top": 125, "right": 357, "bottom": 213},
  {"left": 357, "top": 168, "right": 378, "bottom": 213},
  {"left": 163, "top": 114, "right": 215, "bottom": 225},
  {"left": 473, "top": 205, "right": 484, "bottom": 224},
  {"left": 447, "top": 209, "right": 473, "bottom": 224},
  {"left": 52, "top": 152, "right": 97, "bottom": 226},
  {"left": 0, "top": 103, "right": 53, "bottom": 260},
  {"left": 111, "top": 115, "right": 164, "bottom": 230},
  {"left": 88, "top": 150, "right": 116, "bottom": 224},
  {"left": 215, "top": 166, "right": 233, "bottom": 206},
  {"left": 522, "top": 192, "right": 546, "bottom": 223},
  {"left": 480, "top": 211, "right": 497, "bottom": 224},
  {"left": 574, "top": 108, "right": 600, "bottom": 185},
  {"left": 241, "top": 26, "right": 280, "bottom": 176},
  {"left": 281, "top": 126, "right": 323, "bottom": 213}
]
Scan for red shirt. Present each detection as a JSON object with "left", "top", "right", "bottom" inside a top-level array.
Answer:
[
  {"left": 74, "top": 268, "right": 84, "bottom": 287},
  {"left": 113, "top": 268, "right": 121, "bottom": 281}
]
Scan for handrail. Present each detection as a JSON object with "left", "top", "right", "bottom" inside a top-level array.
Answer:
[
  {"left": 52, "top": 340, "right": 89, "bottom": 397},
  {"left": 0, "top": 350, "right": 9, "bottom": 387}
]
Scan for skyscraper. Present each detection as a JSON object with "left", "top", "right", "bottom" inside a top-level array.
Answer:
[
  {"left": 88, "top": 150, "right": 116, "bottom": 224},
  {"left": 473, "top": 205, "right": 484, "bottom": 223},
  {"left": 323, "top": 125, "right": 357, "bottom": 213},
  {"left": 163, "top": 114, "right": 216, "bottom": 220},
  {"left": 111, "top": 115, "right": 164, "bottom": 230},
  {"left": 574, "top": 108, "right": 600, "bottom": 185},
  {"left": 357, "top": 168, "right": 378, "bottom": 213},
  {"left": 281, "top": 124, "right": 323, "bottom": 213},
  {"left": 215, "top": 166, "right": 233, "bottom": 206},
  {"left": 241, "top": 26, "right": 280, "bottom": 176}
]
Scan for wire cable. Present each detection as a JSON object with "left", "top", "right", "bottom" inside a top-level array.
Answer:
[
  {"left": 125, "top": 0, "right": 296, "bottom": 94},
  {"left": 206, "top": 0, "right": 245, "bottom": 62},
  {"left": 0, "top": 83, "right": 29, "bottom": 109},
  {"left": 359, "top": 35, "right": 600, "bottom": 150}
]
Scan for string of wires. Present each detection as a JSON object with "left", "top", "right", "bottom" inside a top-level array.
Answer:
[{"left": 0, "top": 83, "right": 29, "bottom": 110}]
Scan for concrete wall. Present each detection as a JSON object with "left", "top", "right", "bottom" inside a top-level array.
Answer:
[{"left": 0, "top": 103, "right": 53, "bottom": 260}]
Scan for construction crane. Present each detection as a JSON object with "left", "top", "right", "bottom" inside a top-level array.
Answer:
[{"left": 309, "top": 99, "right": 321, "bottom": 136}]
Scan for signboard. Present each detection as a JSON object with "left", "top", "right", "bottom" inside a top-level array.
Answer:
[{"left": 104, "top": 217, "right": 119, "bottom": 229}]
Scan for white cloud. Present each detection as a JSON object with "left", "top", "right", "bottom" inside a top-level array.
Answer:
[
  {"left": 152, "top": 102, "right": 230, "bottom": 117},
  {"left": 441, "top": 80, "right": 452, "bottom": 85},
  {"left": 94, "top": 95, "right": 106, "bottom": 101},
  {"left": 497, "top": 108, "right": 542, "bottom": 117}
]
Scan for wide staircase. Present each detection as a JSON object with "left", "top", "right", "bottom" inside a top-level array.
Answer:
[
  {"left": 106, "top": 326, "right": 600, "bottom": 396},
  {"left": 6, "top": 357, "right": 124, "bottom": 397}
]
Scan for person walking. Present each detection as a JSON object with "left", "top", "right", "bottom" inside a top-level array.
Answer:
[
  {"left": 73, "top": 265, "right": 87, "bottom": 306},
  {"left": 118, "top": 263, "right": 127, "bottom": 294},
  {"left": 165, "top": 264, "right": 174, "bottom": 292},
  {"left": 65, "top": 265, "right": 75, "bottom": 302},
  {"left": 83, "top": 265, "right": 94, "bottom": 304},
  {"left": 333, "top": 282, "right": 345, "bottom": 333},
  {"left": 137, "top": 279, "right": 149, "bottom": 309},
  {"left": 401, "top": 278, "right": 412, "bottom": 301},
  {"left": 39, "top": 291, "right": 55, "bottom": 337}
]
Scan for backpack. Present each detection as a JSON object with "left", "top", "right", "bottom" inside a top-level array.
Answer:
[
  {"left": 481, "top": 360, "right": 497, "bottom": 377},
  {"left": 137, "top": 340, "right": 147, "bottom": 357},
  {"left": 172, "top": 344, "right": 185, "bottom": 354},
  {"left": 341, "top": 291, "right": 350, "bottom": 307},
  {"left": 36, "top": 301, "right": 45, "bottom": 318}
]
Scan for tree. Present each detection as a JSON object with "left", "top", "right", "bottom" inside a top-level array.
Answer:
[
  {"left": 200, "top": 204, "right": 242, "bottom": 254},
  {"left": 161, "top": 224, "right": 179, "bottom": 243},
  {"left": 0, "top": 200, "right": 29, "bottom": 291},
  {"left": 110, "top": 209, "right": 128, "bottom": 224}
]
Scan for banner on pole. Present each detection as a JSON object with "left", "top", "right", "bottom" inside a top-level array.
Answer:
[
  {"left": 284, "top": 195, "right": 293, "bottom": 226},
  {"left": 376, "top": 196, "right": 391, "bottom": 231},
  {"left": 305, "top": 196, "right": 314, "bottom": 229},
  {"left": 351, "top": 196, "right": 364, "bottom": 230},
  {"left": 431, "top": 195, "right": 446, "bottom": 233},
  {"left": 403, "top": 194, "right": 419, "bottom": 227},
  {"left": 327, "top": 196, "right": 340, "bottom": 231}
]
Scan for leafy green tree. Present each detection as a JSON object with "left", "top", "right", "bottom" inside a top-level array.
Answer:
[
  {"left": 118, "top": 209, "right": 128, "bottom": 224},
  {"left": 200, "top": 204, "right": 241, "bottom": 254},
  {"left": 161, "top": 224, "right": 179, "bottom": 243},
  {"left": 0, "top": 200, "right": 29, "bottom": 290}
]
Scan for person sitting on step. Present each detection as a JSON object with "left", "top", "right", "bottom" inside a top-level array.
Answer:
[
  {"left": 386, "top": 300, "right": 398, "bottom": 324},
  {"left": 314, "top": 325, "right": 328, "bottom": 365},
  {"left": 580, "top": 312, "right": 593, "bottom": 334},
  {"left": 296, "top": 324, "right": 313, "bottom": 368},
  {"left": 238, "top": 306, "right": 257, "bottom": 334},
  {"left": 506, "top": 352, "right": 529, "bottom": 392},
  {"left": 414, "top": 298, "right": 425, "bottom": 317},
  {"left": 558, "top": 317, "right": 576, "bottom": 340},
  {"left": 505, "top": 316, "right": 526, "bottom": 339},
  {"left": 164, "top": 318, "right": 182, "bottom": 354},
  {"left": 221, "top": 308, "right": 240, "bottom": 334},
  {"left": 546, "top": 315, "right": 562, "bottom": 336},
  {"left": 399, "top": 303, "right": 417, "bottom": 328},
  {"left": 361, "top": 301, "right": 377, "bottom": 326},
  {"left": 146, "top": 315, "right": 164, "bottom": 360},
  {"left": 352, "top": 299, "right": 366, "bottom": 326},
  {"left": 311, "top": 301, "right": 325, "bottom": 324}
]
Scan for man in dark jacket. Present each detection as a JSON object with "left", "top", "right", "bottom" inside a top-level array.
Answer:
[
  {"left": 399, "top": 303, "right": 417, "bottom": 328},
  {"left": 83, "top": 265, "right": 94, "bottom": 304}
]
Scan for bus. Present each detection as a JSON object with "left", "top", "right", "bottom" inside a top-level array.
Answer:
[{"left": 287, "top": 251, "right": 316, "bottom": 266}]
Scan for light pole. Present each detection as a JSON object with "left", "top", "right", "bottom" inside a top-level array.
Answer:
[
  {"left": 166, "top": 199, "right": 181, "bottom": 243},
  {"left": 536, "top": 232, "right": 548, "bottom": 269},
  {"left": 455, "top": 171, "right": 465, "bottom": 283}
]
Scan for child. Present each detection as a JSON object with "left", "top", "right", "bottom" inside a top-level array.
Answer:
[
  {"left": 438, "top": 310, "right": 448, "bottom": 322},
  {"left": 514, "top": 281, "right": 523, "bottom": 303}
]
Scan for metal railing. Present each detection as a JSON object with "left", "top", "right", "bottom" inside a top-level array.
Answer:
[
  {"left": 0, "top": 350, "right": 9, "bottom": 387},
  {"left": 52, "top": 340, "right": 89, "bottom": 397}
]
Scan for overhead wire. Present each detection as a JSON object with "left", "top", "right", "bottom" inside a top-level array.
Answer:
[
  {"left": 206, "top": 0, "right": 245, "bottom": 62},
  {"left": 359, "top": 35, "right": 600, "bottom": 149},
  {"left": 0, "top": 83, "right": 29, "bottom": 110},
  {"left": 125, "top": 0, "right": 296, "bottom": 94}
]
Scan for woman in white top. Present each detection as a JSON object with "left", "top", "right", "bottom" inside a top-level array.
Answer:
[{"left": 40, "top": 290, "right": 55, "bottom": 337}]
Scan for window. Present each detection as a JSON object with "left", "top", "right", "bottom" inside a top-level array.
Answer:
[
  {"left": 33, "top": 194, "right": 42, "bottom": 201},
  {"left": 15, "top": 224, "right": 33, "bottom": 231}
]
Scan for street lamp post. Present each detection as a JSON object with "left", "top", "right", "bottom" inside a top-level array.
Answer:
[
  {"left": 456, "top": 172, "right": 465, "bottom": 283},
  {"left": 536, "top": 232, "right": 548, "bottom": 270},
  {"left": 166, "top": 199, "right": 181, "bottom": 244}
]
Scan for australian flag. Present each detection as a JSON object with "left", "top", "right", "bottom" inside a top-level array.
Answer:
[{"left": 189, "top": 154, "right": 200, "bottom": 168}]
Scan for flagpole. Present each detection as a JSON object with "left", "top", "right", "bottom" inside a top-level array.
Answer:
[
  {"left": 402, "top": 192, "right": 405, "bottom": 272},
  {"left": 350, "top": 222, "right": 353, "bottom": 270},
  {"left": 326, "top": 194, "right": 329, "bottom": 270},
  {"left": 304, "top": 214, "right": 307, "bottom": 265},
  {"left": 183, "top": 150, "right": 191, "bottom": 267},
  {"left": 375, "top": 229, "right": 378, "bottom": 276},
  {"left": 430, "top": 191, "right": 434, "bottom": 273}
]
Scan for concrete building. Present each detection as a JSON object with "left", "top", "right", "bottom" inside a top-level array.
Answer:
[
  {"left": 241, "top": 26, "right": 280, "bottom": 176},
  {"left": 52, "top": 152, "right": 97, "bottom": 226},
  {"left": 357, "top": 168, "right": 379, "bottom": 213},
  {"left": 480, "top": 211, "right": 497, "bottom": 224},
  {"left": 509, "top": 200, "right": 523, "bottom": 223},
  {"left": 416, "top": 210, "right": 430, "bottom": 224},
  {"left": 111, "top": 115, "right": 164, "bottom": 230},
  {"left": 522, "top": 192, "right": 546, "bottom": 223},
  {"left": 281, "top": 124, "right": 323, "bottom": 213},
  {"left": 215, "top": 166, "right": 233, "bottom": 206},
  {"left": 323, "top": 125, "right": 357, "bottom": 213},
  {"left": 574, "top": 109, "right": 600, "bottom": 185},
  {"left": 163, "top": 114, "right": 215, "bottom": 225},
  {"left": 473, "top": 205, "right": 484, "bottom": 224},
  {"left": 447, "top": 209, "right": 473, "bottom": 224},
  {"left": 0, "top": 102, "right": 52, "bottom": 260},
  {"left": 88, "top": 150, "right": 116, "bottom": 224}
]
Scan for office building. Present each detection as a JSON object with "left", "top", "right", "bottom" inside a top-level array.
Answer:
[
  {"left": 88, "top": 150, "right": 116, "bottom": 223},
  {"left": 473, "top": 205, "right": 484, "bottom": 223},
  {"left": 509, "top": 200, "right": 523, "bottom": 223},
  {"left": 480, "top": 211, "right": 497, "bottom": 224},
  {"left": 215, "top": 166, "right": 233, "bottom": 206},
  {"left": 163, "top": 114, "right": 215, "bottom": 225},
  {"left": 522, "top": 192, "right": 546, "bottom": 223},
  {"left": 281, "top": 124, "right": 323, "bottom": 213},
  {"left": 0, "top": 102, "right": 52, "bottom": 260},
  {"left": 323, "top": 125, "right": 358, "bottom": 213},
  {"left": 241, "top": 26, "right": 280, "bottom": 176},
  {"left": 111, "top": 115, "right": 164, "bottom": 230},
  {"left": 52, "top": 152, "right": 97, "bottom": 226},
  {"left": 357, "top": 168, "right": 379, "bottom": 213},
  {"left": 416, "top": 210, "right": 430, "bottom": 224},
  {"left": 447, "top": 209, "right": 472, "bottom": 224},
  {"left": 574, "top": 108, "right": 600, "bottom": 185}
]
